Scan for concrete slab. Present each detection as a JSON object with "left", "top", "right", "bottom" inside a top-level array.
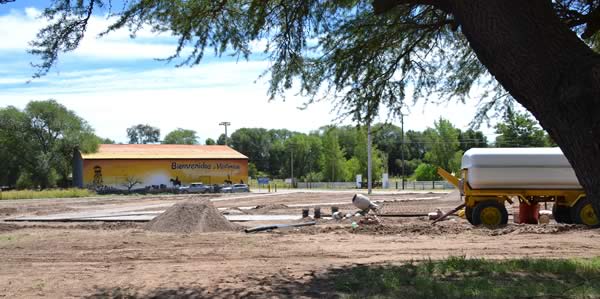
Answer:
[{"left": 6, "top": 212, "right": 301, "bottom": 222}]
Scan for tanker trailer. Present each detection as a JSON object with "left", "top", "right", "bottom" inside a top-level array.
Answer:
[{"left": 437, "top": 148, "right": 597, "bottom": 226}]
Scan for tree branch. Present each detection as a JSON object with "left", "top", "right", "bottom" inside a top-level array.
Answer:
[{"left": 372, "top": 0, "right": 451, "bottom": 14}]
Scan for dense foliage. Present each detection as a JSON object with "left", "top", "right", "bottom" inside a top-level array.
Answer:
[
  {"left": 126, "top": 124, "right": 161, "bottom": 144},
  {"left": 0, "top": 100, "right": 100, "bottom": 189},
  {"left": 226, "top": 115, "right": 553, "bottom": 182},
  {"left": 0, "top": 100, "right": 555, "bottom": 188},
  {"left": 163, "top": 128, "right": 199, "bottom": 145}
]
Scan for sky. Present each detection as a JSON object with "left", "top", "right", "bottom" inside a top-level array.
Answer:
[{"left": 0, "top": 2, "right": 499, "bottom": 144}]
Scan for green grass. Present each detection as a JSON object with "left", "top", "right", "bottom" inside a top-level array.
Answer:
[
  {"left": 0, "top": 188, "right": 96, "bottom": 200},
  {"left": 334, "top": 256, "right": 600, "bottom": 299}
]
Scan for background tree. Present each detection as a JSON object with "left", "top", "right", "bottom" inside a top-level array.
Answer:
[
  {"left": 282, "top": 134, "right": 323, "bottom": 180},
  {"left": 458, "top": 129, "right": 488, "bottom": 152},
  {"left": 266, "top": 129, "right": 296, "bottom": 177},
  {"left": 99, "top": 137, "right": 115, "bottom": 144},
  {"left": 320, "top": 130, "right": 348, "bottom": 182},
  {"left": 372, "top": 123, "right": 403, "bottom": 175},
  {"left": 413, "top": 163, "right": 439, "bottom": 181},
  {"left": 0, "top": 107, "right": 30, "bottom": 188},
  {"left": 423, "top": 118, "right": 462, "bottom": 174},
  {"left": 26, "top": 100, "right": 98, "bottom": 188},
  {"left": 205, "top": 138, "right": 216, "bottom": 145},
  {"left": 495, "top": 111, "right": 551, "bottom": 147},
  {"left": 127, "top": 124, "right": 160, "bottom": 144},
  {"left": 163, "top": 128, "right": 199, "bottom": 145},
  {"left": 230, "top": 128, "right": 272, "bottom": 171},
  {"left": 216, "top": 134, "right": 232, "bottom": 146},
  {"left": 0, "top": 100, "right": 99, "bottom": 189}
]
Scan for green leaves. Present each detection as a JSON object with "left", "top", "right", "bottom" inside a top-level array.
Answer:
[
  {"left": 126, "top": 124, "right": 160, "bottom": 144},
  {"left": 423, "top": 118, "right": 462, "bottom": 174},
  {"left": 163, "top": 128, "right": 199, "bottom": 145},
  {"left": 0, "top": 100, "right": 100, "bottom": 188},
  {"left": 495, "top": 111, "right": 551, "bottom": 147}
]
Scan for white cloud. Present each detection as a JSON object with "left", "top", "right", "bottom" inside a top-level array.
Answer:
[
  {"left": 0, "top": 7, "right": 177, "bottom": 60},
  {"left": 0, "top": 7, "right": 499, "bottom": 143}
]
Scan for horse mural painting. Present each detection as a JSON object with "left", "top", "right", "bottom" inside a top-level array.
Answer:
[{"left": 170, "top": 177, "right": 182, "bottom": 187}]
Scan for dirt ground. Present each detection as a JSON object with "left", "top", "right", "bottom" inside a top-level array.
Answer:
[{"left": 1, "top": 191, "right": 599, "bottom": 298}]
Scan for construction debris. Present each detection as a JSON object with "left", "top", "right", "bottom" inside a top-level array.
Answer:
[
  {"left": 244, "top": 221, "right": 317, "bottom": 233},
  {"left": 352, "top": 194, "right": 379, "bottom": 212}
]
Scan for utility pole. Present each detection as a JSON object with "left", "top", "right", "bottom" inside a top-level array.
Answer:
[
  {"left": 219, "top": 121, "right": 231, "bottom": 145},
  {"left": 367, "top": 121, "right": 372, "bottom": 195},
  {"left": 400, "top": 111, "right": 407, "bottom": 190},
  {"left": 290, "top": 149, "right": 294, "bottom": 188}
]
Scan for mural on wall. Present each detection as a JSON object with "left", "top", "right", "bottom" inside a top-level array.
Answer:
[
  {"left": 83, "top": 159, "right": 248, "bottom": 189},
  {"left": 92, "top": 165, "right": 103, "bottom": 187}
]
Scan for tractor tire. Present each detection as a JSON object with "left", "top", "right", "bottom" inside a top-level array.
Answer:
[
  {"left": 552, "top": 204, "right": 572, "bottom": 224},
  {"left": 471, "top": 200, "right": 508, "bottom": 226},
  {"left": 465, "top": 206, "right": 474, "bottom": 225},
  {"left": 570, "top": 197, "right": 599, "bottom": 226}
]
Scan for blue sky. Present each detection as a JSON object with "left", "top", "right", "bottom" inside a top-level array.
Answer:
[{"left": 0, "top": 2, "right": 497, "bottom": 143}]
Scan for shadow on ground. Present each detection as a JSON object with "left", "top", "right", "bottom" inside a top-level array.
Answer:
[{"left": 85, "top": 257, "right": 600, "bottom": 299}]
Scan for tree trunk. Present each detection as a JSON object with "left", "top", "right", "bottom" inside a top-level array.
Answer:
[{"left": 449, "top": 0, "right": 600, "bottom": 215}]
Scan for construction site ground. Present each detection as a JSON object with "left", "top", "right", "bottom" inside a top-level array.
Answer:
[{"left": 1, "top": 190, "right": 600, "bottom": 298}]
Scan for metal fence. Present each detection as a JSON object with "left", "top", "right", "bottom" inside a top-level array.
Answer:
[{"left": 254, "top": 180, "right": 455, "bottom": 190}]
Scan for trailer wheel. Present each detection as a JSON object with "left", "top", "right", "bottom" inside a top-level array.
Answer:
[
  {"left": 552, "top": 204, "right": 572, "bottom": 224},
  {"left": 472, "top": 201, "right": 508, "bottom": 226},
  {"left": 465, "top": 206, "right": 474, "bottom": 225},
  {"left": 571, "top": 197, "right": 599, "bottom": 226}
]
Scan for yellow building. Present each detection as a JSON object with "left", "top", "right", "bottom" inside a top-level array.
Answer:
[{"left": 73, "top": 144, "right": 248, "bottom": 189}]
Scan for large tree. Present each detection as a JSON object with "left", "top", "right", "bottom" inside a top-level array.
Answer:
[
  {"left": 163, "top": 128, "right": 199, "bottom": 145},
  {"left": 230, "top": 128, "right": 272, "bottom": 171},
  {"left": 126, "top": 124, "right": 160, "bottom": 144},
  {"left": 495, "top": 111, "right": 551, "bottom": 148},
  {"left": 15, "top": 1, "right": 600, "bottom": 208},
  {"left": 320, "top": 130, "right": 348, "bottom": 182},
  {"left": 423, "top": 118, "right": 462, "bottom": 174},
  {"left": 0, "top": 100, "right": 99, "bottom": 188},
  {"left": 0, "top": 107, "right": 31, "bottom": 187}
]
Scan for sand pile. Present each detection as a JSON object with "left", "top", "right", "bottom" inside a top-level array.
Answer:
[{"left": 145, "top": 199, "right": 240, "bottom": 233}]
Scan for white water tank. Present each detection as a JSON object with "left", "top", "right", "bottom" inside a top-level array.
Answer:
[{"left": 462, "top": 148, "right": 581, "bottom": 189}]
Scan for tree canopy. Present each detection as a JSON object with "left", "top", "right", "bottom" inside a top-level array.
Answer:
[
  {"left": 21, "top": 1, "right": 599, "bottom": 122},
  {"left": 0, "top": 100, "right": 99, "bottom": 188},
  {"left": 126, "top": 124, "right": 160, "bottom": 144},
  {"left": 495, "top": 111, "right": 552, "bottom": 148},
  {"left": 163, "top": 128, "right": 199, "bottom": 145}
]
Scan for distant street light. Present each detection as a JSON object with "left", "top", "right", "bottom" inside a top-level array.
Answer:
[
  {"left": 400, "top": 112, "right": 407, "bottom": 190},
  {"left": 219, "top": 121, "right": 231, "bottom": 145}
]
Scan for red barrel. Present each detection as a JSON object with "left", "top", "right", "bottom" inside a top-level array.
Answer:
[{"left": 518, "top": 202, "right": 540, "bottom": 224}]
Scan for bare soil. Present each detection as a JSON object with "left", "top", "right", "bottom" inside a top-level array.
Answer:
[{"left": 1, "top": 190, "right": 599, "bottom": 298}]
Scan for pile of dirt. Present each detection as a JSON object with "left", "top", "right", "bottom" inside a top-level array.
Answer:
[
  {"left": 476, "top": 223, "right": 588, "bottom": 236},
  {"left": 145, "top": 198, "right": 240, "bottom": 233},
  {"left": 292, "top": 220, "right": 471, "bottom": 236}
]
